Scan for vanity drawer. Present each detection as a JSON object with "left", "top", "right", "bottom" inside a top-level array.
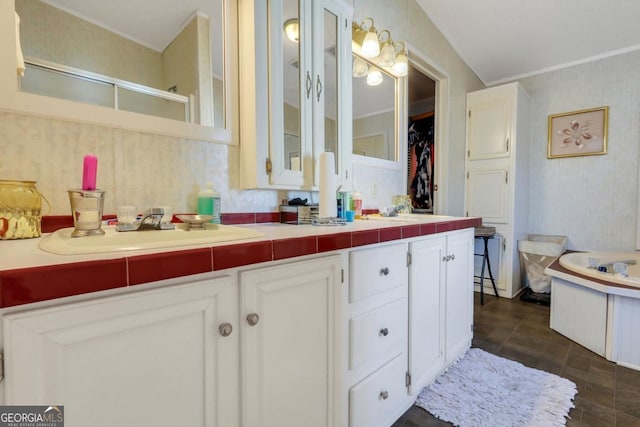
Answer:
[
  {"left": 349, "top": 297, "right": 407, "bottom": 370},
  {"left": 349, "top": 353, "right": 407, "bottom": 427},
  {"left": 349, "top": 243, "right": 408, "bottom": 302}
]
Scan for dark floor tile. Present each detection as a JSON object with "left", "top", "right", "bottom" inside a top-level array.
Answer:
[
  {"left": 575, "top": 395, "right": 616, "bottom": 423},
  {"left": 396, "top": 295, "right": 637, "bottom": 427},
  {"left": 614, "top": 382, "right": 640, "bottom": 419},
  {"left": 580, "top": 381, "right": 614, "bottom": 408},
  {"left": 616, "top": 411, "right": 640, "bottom": 427}
]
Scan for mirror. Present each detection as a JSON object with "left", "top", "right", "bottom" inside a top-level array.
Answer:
[
  {"left": 352, "top": 54, "right": 397, "bottom": 162},
  {"left": 279, "top": 0, "right": 302, "bottom": 172},
  {"left": 2, "top": 0, "right": 236, "bottom": 143}
]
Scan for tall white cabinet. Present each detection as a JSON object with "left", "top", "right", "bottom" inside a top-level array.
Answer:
[{"left": 465, "top": 82, "right": 531, "bottom": 298}]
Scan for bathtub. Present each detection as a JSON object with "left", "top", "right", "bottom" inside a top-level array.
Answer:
[
  {"left": 559, "top": 251, "right": 640, "bottom": 289},
  {"left": 548, "top": 251, "right": 640, "bottom": 371}
]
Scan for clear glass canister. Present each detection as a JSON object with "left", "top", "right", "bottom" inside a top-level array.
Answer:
[{"left": 0, "top": 180, "right": 45, "bottom": 239}]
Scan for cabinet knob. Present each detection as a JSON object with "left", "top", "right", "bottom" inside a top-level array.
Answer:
[
  {"left": 246, "top": 313, "right": 260, "bottom": 326},
  {"left": 379, "top": 390, "right": 389, "bottom": 400},
  {"left": 219, "top": 323, "right": 233, "bottom": 337},
  {"left": 450, "top": 254, "right": 455, "bottom": 261},
  {"left": 380, "top": 267, "right": 390, "bottom": 276},
  {"left": 379, "top": 328, "right": 389, "bottom": 337},
  {"left": 442, "top": 255, "right": 449, "bottom": 262}
]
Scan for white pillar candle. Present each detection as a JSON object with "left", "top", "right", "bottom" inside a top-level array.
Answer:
[{"left": 319, "top": 152, "right": 337, "bottom": 219}]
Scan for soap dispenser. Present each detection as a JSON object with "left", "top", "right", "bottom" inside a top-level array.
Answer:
[{"left": 197, "top": 183, "right": 221, "bottom": 224}]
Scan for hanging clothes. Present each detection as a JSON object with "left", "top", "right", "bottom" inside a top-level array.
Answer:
[{"left": 408, "top": 114, "right": 435, "bottom": 211}]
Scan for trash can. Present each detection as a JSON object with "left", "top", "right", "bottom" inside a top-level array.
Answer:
[{"left": 518, "top": 234, "right": 567, "bottom": 304}]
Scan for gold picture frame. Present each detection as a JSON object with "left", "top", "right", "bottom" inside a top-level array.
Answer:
[{"left": 547, "top": 106, "right": 608, "bottom": 158}]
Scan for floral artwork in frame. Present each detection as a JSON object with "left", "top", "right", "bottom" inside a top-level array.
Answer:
[{"left": 547, "top": 106, "right": 608, "bottom": 158}]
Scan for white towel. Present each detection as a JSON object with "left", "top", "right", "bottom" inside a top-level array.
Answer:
[{"left": 15, "top": 12, "right": 25, "bottom": 77}]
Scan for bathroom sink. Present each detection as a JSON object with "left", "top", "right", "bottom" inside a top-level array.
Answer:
[
  {"left": 363, "top": 214, "right": 454, "bottom": 223},
  {"left": 38, "top": 224, "right": 265, "bottom": 255}
]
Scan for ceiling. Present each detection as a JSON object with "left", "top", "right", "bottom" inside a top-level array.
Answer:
[{"left": 416, "top": 0, "right": 640, "bottom": 85}]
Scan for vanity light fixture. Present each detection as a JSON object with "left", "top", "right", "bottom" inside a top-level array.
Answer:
[
  {"left": 284, "top": 18, "right": 299, "bottom": 43},
  {"left": 352, "top": 18, "right": 408, "bottom": 77}
]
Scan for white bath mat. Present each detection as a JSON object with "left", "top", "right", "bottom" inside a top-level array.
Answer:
[{"left": 415, "top": 348, "right": 577, "bottom": 427}]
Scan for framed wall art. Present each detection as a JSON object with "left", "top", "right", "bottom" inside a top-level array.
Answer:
[{"left": 547, "top": 106, "right": 608, "bottom": 158}]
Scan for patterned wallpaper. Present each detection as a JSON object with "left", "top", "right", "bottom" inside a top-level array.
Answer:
[{"left": 519, "top": 49, "right": 640, "bottom": 251}]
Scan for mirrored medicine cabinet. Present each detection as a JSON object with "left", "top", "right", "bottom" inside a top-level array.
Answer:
[{"left": 0, "top": 0, "right": 238, "bottom": 144}]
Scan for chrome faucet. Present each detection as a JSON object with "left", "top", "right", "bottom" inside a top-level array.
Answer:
[{"left": 116, "top": 208, "right": 175, "bottom": 232}]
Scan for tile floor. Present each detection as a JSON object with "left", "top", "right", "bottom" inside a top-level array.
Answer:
[{"left": 392, "top": 294, "right": 640, "bottom": 427}]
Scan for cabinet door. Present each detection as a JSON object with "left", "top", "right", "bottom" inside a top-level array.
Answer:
[
  {"left": 466, "top": 165, "right": 509, "bottom": 223},
  {"left": 466, "top": 94, "right": 512, "bottom": 160},
  {"left": 408, "top": 235, "right": 446, "bottom": 393},
  {"left": 445, "top": 230, "right": 474, "bottom": 362},
  {"left": 311, "top": 0, "right": 352, "bottom": 187},
  {"left": 3, "top": 277, "right": 238, "bottom": 427},
  {"left": 267, "top": 0, "right": 308, "bottom": 187},
  {"left": 240, "top": 255, "right": 342, "bottom": 427}
]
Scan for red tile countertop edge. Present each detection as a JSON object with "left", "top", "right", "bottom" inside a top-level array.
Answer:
[{"left": 6, "top": 218, "right": 481, "bottom": 308}]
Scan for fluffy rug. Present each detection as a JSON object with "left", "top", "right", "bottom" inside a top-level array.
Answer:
[{"left": 415, "top": 348, "right": 577, "bottom": 427}]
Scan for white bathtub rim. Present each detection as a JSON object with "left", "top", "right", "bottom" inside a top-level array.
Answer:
[{"left": 553, "top": 252, "right": 640, "bottom": 296}]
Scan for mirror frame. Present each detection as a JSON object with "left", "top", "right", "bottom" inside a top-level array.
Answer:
[{"left": 0, "top": 0, "right": 238, "bottom": 144}]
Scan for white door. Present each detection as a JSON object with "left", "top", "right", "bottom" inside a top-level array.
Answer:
[
  {"left": 445, "top": 230, "right": 474, "bottom": 362},
  {"left": 408, "top": 235, "right": 446, "bottom": 393},
  {"left": 3, "top": 277, "right": 239, "bottom": 427},
  {"left": 240, "top": 255, "right": 342, "bottom": 427}
]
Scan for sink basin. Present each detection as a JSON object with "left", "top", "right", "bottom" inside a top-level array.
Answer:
[
  {"left": 363, "top": 214, "right": 454, "bottom": 223},
  {"left": 38, "top": 224, "right": 265, "bottom": 255}
]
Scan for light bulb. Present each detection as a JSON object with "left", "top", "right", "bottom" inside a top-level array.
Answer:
[
  {"left": 352, "top": 57, "right": 369, "bottom": 77},
  {"left": 366, "top": 69, "right": 383, "bottom": 86},
  {"left": 284, "top": 19, "right": 299, "bottom": 43},
  {"left": 392, "top": 52, "right": 408, "bottom": 76},
  {"left": 378, "top": 41, "right": 395, "bottom": 67},
  {"left": 361, "top": 30, "right": 380, "bottom": 58}
]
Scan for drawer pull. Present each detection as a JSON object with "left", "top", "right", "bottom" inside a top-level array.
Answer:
[
  {"left": 218, "top": 323, "right": 233, "bottom": 337},
  {"left": 379, "top": 390, "right": 389, "bottom": 400},
  {"left": 246, "top": 313, "right": 260, "bottom": 326},
  {"left": 379, "top": 327, "right": 389, "bottom": 337},
  {"left": 380, "top": 267, "right": 390, "bottom": 276}
]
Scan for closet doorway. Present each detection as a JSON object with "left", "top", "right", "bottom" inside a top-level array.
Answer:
[{"left": 407, "top": 63, "right": 437, "bottom": 212}]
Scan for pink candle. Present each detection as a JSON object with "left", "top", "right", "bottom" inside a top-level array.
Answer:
[{"left": 82, "top": 154, "right": 98, "bottom": 190}]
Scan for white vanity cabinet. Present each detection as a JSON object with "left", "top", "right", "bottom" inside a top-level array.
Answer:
[
  {"left": 407, "top": 228, "right": 474, "bottom": 393},
  {"left": 239, "top": 0, "right": 352, "bottom": 190},
  {"left": 3, "top": 276, "right": 239, "bottom": 427},
  {"left": 465, "top": 82, "right": 531, "bottom": 298},
  {"left": 346, "top": 229, "right": 474, "bottom": 427},
  {"left": 347, "top": 242, "right": 409, "bottom": 427},
  {"left": 240, "top": 255, "right": 343, "bottom": 427}
]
